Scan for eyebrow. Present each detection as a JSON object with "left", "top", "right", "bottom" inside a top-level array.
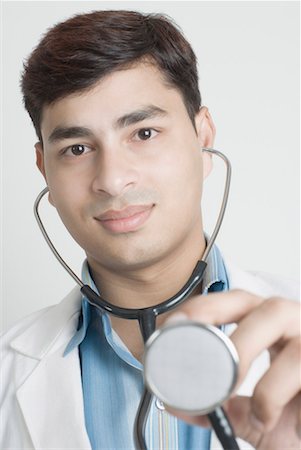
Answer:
[
  {"left": 114, "top": 105, "right": 168, "bottom": 129},
  {"left": 48, "top": 126, "right": 93, "bottom": 144},
  {"left": 47, "top": 105, "right": 168, "bottom": 144}
]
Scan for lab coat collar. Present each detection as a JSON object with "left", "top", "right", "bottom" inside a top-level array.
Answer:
[{"left": 10, "top": 285, "right": 82, "bottom": 359}]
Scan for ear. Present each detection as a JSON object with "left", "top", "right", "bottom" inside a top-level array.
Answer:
[
  {"left": 35, "top": 142, "right": 55, "bottom": 206},
  {"left": 35, "top": 142, "right": 46, "bottom": 178},
  {"left": 194, "top": 106, "right": 216, "bottom": 179}
]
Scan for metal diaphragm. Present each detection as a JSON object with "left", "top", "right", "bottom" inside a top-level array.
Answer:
[{"left": 143, "top": 321, "right": 239, "bottom": 415}]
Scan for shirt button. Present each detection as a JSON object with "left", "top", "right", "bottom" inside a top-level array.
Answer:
[{"left": 155, "top": 398, "right": 165, "bottom": 411}]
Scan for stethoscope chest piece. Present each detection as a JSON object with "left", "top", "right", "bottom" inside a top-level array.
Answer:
[{"left": 143, "top": 321, "right": 239, "bottom": 415}]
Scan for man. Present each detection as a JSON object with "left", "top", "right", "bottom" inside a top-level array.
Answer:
[{"left": 1, "top": 10, "right": 300, "bottom": 450}]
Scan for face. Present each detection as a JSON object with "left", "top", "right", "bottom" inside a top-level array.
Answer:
[{"left": 37, "top": 63, "right": 214, "bottom": 275}]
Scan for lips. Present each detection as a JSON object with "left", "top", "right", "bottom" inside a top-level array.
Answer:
[{"left": 95, "top": 204, "right": 154, "bottom": 233}]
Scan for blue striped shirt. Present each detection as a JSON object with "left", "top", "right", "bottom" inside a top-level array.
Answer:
[{"left": 64, "top": 245, "right": 228, "bottom": 449}]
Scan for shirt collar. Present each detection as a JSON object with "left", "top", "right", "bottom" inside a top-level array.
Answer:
[
  {"left": 63, "top": 262, "right": 94, "bottom": 356},
  {"left": 64, "top": 243, "right": 228, "bottom": 357},
  {"left": 202, "top": 243, "right": 228, "bottom": 293}
]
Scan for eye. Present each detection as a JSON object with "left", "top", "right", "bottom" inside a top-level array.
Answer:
[
  {"left": 135, "top": 128, "right": 158, "bottom": 141},
  {"left": 64, "top": 144, "right": 92, "bottom": 156}
]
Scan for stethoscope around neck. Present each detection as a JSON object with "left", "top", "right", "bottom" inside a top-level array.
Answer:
[{"left": 34, "top": 148, "right": 240, "bottom": 450}]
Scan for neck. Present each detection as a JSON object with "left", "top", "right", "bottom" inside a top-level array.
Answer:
[
  {"left": 87, "top": 230, "right": 206, "bottom": 310},
  {"left": 86, "top": 226, "right": 206, "bottom": 360}
]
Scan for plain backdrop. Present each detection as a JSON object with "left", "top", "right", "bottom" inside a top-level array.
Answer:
[{"left": 1, "top": 1, "right": 300, "bottom": 331}]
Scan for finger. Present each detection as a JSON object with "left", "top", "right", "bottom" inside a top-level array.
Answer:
[
  {"left": 223, "top": 396, "right": 263, "bottom": 446},
  {"left": 167, "top": 395, "right": 301, "bottom": 449},
  {"left": 250, "top": 336, "right": 301, "bottom": 431},
  {"left": 230, "top": 298, "right": 299, "bottom": 386},
  {"left": 168, "top": 289, "right": 264, "bottom": 326},
  {"left": 298, "top": 400, "right": 301, "bottom": 439},
  {"left": 167, "top": 397, "right": 263, "bottom": 447}
]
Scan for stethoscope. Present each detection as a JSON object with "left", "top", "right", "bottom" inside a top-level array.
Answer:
[{"left": 34, "top": 148, "right": 240, "bottom": 450}]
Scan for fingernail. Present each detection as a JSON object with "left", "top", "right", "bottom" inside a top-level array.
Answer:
[
  {"left": 165, "top": 312, "right": 189, "bottom": 325},
  {"left": 250, "top": 413, "right": 265, "bottom": 432}
]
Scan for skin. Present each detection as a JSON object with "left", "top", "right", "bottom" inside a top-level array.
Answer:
[{"left": 36, "top": 62, "right": 300, "bottom": 449}]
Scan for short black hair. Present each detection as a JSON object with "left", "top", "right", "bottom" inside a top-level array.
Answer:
[{"left": 21, "top": 10, "right": 201, "bottom": 142}]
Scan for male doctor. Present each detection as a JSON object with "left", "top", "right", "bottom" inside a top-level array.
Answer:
[{"left": 1, "top": 10, "right": 300, "bottom": 450}]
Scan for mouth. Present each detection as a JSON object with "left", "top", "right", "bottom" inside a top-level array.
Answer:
[{"left": 95, "top": 204, "right": 154, "bottom": 233}]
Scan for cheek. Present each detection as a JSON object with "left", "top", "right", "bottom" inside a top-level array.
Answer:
[
  {"left": 44, "top": 156, "right": 89, "bottom": 208},
  {"left": 46, "top": 171, "right": 88, "bottom": 227},
  {"left": 157, "top": 146, "right": 203, "bottom": 205}
]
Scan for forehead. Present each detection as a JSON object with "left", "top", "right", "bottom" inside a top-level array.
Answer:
[{"left": 40, "top": 63, "right": 188, "bottom": 137}]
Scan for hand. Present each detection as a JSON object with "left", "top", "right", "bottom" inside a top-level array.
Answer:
[{"left": 165, "top": 290, "right": 301, "bottom": 449}]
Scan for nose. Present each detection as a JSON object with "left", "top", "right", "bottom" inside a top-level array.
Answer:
[{"left": 92, "top": 146, "right": 139, "bottom": 197}]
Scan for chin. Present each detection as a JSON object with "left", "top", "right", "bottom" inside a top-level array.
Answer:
[{"left": 87, "top": 238, "right": 168, "bottom": 272}]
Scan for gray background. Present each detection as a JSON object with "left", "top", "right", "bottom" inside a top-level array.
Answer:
[{"left": 2, "top": 1, "right": 300, "bottom": 331}]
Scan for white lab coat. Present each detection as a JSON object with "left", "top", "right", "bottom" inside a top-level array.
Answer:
[{"left": 1, "top": 259, "right": 299, "bottom": 450}]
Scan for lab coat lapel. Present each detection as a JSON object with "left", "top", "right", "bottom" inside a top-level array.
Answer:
[
  {"left": 11, "top": 286, "right": 91, "bottom": 449},
  {"left": 17, "top": 349, "right": 91, "bottom": 450},
  {"left": 16, "top": 346, "right": 91, "bottom": 449}
]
